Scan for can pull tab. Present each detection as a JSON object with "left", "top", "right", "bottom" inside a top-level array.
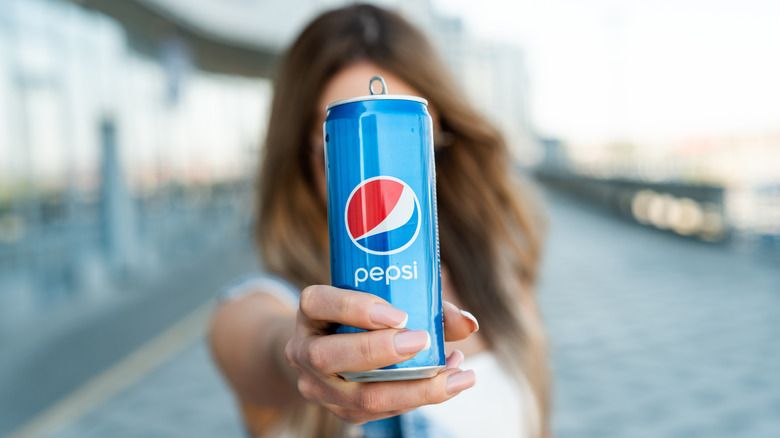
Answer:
[{"left": 369, "top": 76, "right": 388, "bottom": 95}]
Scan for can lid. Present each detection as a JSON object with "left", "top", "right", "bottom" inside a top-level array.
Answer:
[{"left": 326, "top": 75, "right": 428, "bottom": 110}]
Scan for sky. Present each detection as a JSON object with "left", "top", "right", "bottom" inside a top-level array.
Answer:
[{"left": 433, "top": 0, "right": 780, "bottom": 147}]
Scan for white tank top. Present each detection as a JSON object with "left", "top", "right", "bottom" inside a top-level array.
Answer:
[{"left": 415, "top": 352, "right": 530, "bottom": 438}]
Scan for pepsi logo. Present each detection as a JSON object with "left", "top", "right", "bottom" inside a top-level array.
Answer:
[{"left": 345, "top": 176, "right": 421, "bottom": 255}]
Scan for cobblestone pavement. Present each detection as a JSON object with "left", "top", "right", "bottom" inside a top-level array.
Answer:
[
  {"left": 538, "top": 192, "right": 780, "bottom": 438},
  {"left": 49, "top": 340, "right": 244, "bottom": 438},
  {"left": 27, "top": 191, "right": 780, "bottom": 438},
  {"left": 0, "top": 236, "right": 258, "bottom": 437}
]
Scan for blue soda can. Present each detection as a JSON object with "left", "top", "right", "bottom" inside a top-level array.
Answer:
[{"left": 324, "top": 76, "right": 444, "bottom": 382}]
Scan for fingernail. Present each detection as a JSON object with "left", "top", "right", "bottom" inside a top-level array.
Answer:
[
  {"left": 394, "top": 330, "right": 431, "bottom": 355},
  {"left": 370, "top": 304, "right": 408, "bottom": 329},
  {"left": 446, "top": 370, "right": 476, "bottom": 394},
  {"left": 445, "top": 349, "right": 465, "bottom": 370},
  {"left": 460, "top": 310, "right": 479, "bottom": 332},
  {"left": 444, "top": 301, "right": 459, "bottom": 313}
]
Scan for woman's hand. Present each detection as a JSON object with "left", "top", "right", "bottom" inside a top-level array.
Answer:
[{"left": 284, "top": 285, "right": 478, "bottom": 424}]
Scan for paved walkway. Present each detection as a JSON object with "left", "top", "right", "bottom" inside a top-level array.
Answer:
[
  {"left": 7, "top": 191, "right": 778, "bottom": 438},
  {"left": 1, "top": 234, "right": 259, "bottom": 438},
  {"left": 48, "top": 340, "right": 243, "bottom": 438},
  {"left": 539, "top": 192, "right": 780, "bottom": 438}
]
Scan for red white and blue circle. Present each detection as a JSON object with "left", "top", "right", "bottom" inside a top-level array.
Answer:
[{"left": 345, "top": 176, "right": 421, "bottom": 255}]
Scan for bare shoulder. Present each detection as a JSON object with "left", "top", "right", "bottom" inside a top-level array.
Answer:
[
  {"left": 210, "top": 276, "right": 299, "bottom": 342},
  {"left": 215, "top": 286, "right": 297, "bottom": 322},
  {"left": 220, "top": 274, "right": 300, "bottom": 311}
]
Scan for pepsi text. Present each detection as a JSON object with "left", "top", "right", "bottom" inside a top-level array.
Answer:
[{"left": 354, "top": 261, "right": 418, "bottom": 287}]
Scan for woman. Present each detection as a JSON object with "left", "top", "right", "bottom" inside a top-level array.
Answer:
[{"left": 210, "top": 4, "right": 550, "bottom": 437}]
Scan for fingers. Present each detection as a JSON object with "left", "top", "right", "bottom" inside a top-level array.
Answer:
[
  {"left": 445, "top": 349, "right": 465, "bottom": 370},
  {"left": 290, "top": 284, "right": 481, "bottom": 425},
  {"left": 299, "top": 329, "right": 432, "bottom": 374},
  {"left": 321, "top": 368, "right": 477, "bottom": 418},
  {"left": 299, "top": 287, "right": 480, "bottom": 344},
  {"left": 296, "top": 349, "right": 475, "bottom": 425},
  {"left": 443, "top": 301, "right": 479, "bottom": 342},
  {"left": 322, "top": 371, "right": 475, "bottom": 425},
  {"left": 300, "top": 285, "right": 408, "bottom": 331}
]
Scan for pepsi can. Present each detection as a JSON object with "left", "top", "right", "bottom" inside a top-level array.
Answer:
[{"left": 324, "top": 76, "right": 444, "bottom": 382}]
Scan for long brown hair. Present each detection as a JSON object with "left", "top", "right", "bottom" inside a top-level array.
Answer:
[{"left": 257, "top": 4, "right": 550, "bottom": 437}]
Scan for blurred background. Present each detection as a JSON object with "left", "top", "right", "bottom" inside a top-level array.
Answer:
[{"left": 0, "top": 0, "right": 778, "bottom": 437}]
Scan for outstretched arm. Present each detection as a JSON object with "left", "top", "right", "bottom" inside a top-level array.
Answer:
[{"left": 209, "top": 285, "right": 479, "bottom": 424}]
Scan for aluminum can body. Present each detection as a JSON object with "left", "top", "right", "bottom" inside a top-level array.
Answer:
[{"left": 324, "top": 95, "right": 444, "bottom": 382}]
